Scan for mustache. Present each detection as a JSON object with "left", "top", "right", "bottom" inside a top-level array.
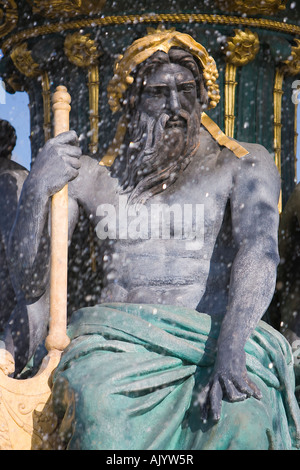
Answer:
[{"left": 142, "top": 110, "right": 190, "bottom": 162}]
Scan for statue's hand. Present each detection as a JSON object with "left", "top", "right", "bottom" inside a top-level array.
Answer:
[
  {"left": 29, "top": 130, "right": 82, "bottom": 197},
  {"left": 197, "top": 350, "right": 262, "bottom": 422}
]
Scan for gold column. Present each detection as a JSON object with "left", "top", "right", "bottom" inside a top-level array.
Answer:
[
  {"left": 273, "top": 68, "right": 284, "bottom": 212},
  {"left": 87, "top": 64, "right": 100, "bottom": 154},
  {"left": 273, "top": 69, "right": 284, "bottom": 177},
  {"left": 10, "top": 42, "right": 51, "bottom": 143},
  {"left": 64, "top": 32, "right": 100, "bottom": 154},
  {"left": 224, "top": 29, "right": 260, "bottom": 138},
  {"left": 224, "top": 63, "right": 237, "bottom": 138},
  {"left": 41, "top": 71, "right": 51, "bottom": 142}
]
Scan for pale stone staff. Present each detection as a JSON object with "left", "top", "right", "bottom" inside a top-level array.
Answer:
[{"left": 45, "top": 85, "right": 71, "bottom": 353}]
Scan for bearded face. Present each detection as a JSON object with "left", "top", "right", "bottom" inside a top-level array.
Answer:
[{"left": 111, "top": 53, "right": 205, "bottom": 204}]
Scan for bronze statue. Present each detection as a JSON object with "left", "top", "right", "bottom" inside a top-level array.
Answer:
[
  {"left": 0, "top": 119, "right": 29, "bottom": 374},
  {"left": 6, "top": 30, "right": 300, "bottom": 449}
]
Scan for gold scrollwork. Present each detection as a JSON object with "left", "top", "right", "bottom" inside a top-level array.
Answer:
[
  {"left": 225, "top": 29, "right": 260, "bottom": 67},
  {"left": 282, "top": 39, "right": 300, "bottom": 77},
  {"left": 0, "top": 351, "right": 62, "bottom": 450},
  {"left": 224, "top": 29, "right": 260, "bottom": 137},
  {"left": 27, "top": 0, "right": 106, "bottom": 18},
  {"left": 64, "top": 32, "right": 100, "bottom": 154},
  {"left": 64, "top": 32, "right": 100, "bottom": 68},
  {"left": 11, "top": 43, "right": 51, "bottom": 142},
  {"left": 0, "top": 0, "right": 18, "bottom": 38},
  {"left": 215, "top": 0, "right": 287, "bottom": 15},
  {"left": 10, "top": 42, "right": 40, "bottom": 78}
]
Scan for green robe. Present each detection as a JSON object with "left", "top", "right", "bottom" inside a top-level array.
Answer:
[{"left": 52, "top": 303, "right": 300, "bottom": 450}]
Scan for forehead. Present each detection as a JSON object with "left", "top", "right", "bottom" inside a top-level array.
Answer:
[{"left": 145, "top": 63, "right": 195, "bottom": 85}]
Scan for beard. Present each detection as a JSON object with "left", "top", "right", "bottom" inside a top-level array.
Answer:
[{"left": 117, "top": 105, "right": 202, "bottom": 205}]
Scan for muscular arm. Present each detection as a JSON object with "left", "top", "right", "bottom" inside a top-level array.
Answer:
[
  {"left": 219, "top": 145, "right": 280, "bottom": 355},
  {"left": 8, "top": 131, "right": 81, "bottom": 301},
  {"left": 9, "top": 178, "right": 51, "bottom": 299},
  {"left": 199, "top": 145, "right": 280, "bottom": 421}
]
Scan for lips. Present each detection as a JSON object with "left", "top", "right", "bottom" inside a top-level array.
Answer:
[{"left": 166, "top": 116, "right": 186, "bottom": 128}]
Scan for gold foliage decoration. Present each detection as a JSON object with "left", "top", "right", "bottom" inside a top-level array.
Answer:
[
  {"left": 0, "top": 0, "right": 18, "bottom": 38},
  {"left": 10, "top": 42, "right": 52, "bottom": 142},
  {"left": 64, "top": 32, "right": 100, "bottom": 67},
  {"left": 11, "top": 42, "right": 41, "bottom": 78},
  {"left": 223, "top": 29, "right": 259, "bottom": 138},
  {"left": 27, "top": 0, "right": 106, "bottom": 18},
  {"left": 281, "top": 39, "right": 300, "bottom": 76},
  {"left": 215, "top": 0, "right": 287, "bottom": 16},
  {"left": 225, "top": 29, "right": 260, "bottom": 66}
]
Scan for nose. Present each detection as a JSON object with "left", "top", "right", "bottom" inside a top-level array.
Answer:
[{"left": 168, "top": 89, "right": 181, "bottom": 114}]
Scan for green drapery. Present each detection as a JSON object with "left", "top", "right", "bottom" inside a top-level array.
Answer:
[{"left": 52, "top": 303, "right": 300, "bottom": 450}]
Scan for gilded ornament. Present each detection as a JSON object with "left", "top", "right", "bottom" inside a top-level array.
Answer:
[
  {"left": 107, "top": 27, "right": 221, "bottom": 114},
  {"left": 27, "top": 0, "right": 106, "bottom": 18},
  {"left": 215, "top": 0, "right": 287, "bottom": 15},
  {"left": 225, "top": 29, "right": 260, "bottom": 66},
  {"left": 2, "top": 14, "right": 300, "bottom": 55},
  {"left": 64, "top": 33, "right": 100, "bottom": 154},
  {"left": 0, "top": 350, "right": 62, "bottom": 450},
  {"left": 10, "top": 42, "right": 41, "bottom": 78},
  {"left": 273, "top": 68, "right": 284, "bottom": 212},
  {"left": 223, "top": 29, "right": 259, "bottom": 138},
  {"left": 64, "top": 32, "right": 100, "bottom": 67},
  {"left": 0, "top": 0, "right": 18, "bottom": 38},
  {"left": 282, "top": 39, "right": 300, "bottom": 76},
  {"left": 11, "top": 43, "right": 51, "bottom": 142},
  {"left": 224, "top": 63, "right": 238, "bottom": 138}
]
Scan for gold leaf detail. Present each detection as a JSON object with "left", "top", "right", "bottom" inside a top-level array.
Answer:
[
  {"left": 225, "top": 29, "right": 260, "bottom": 66},
  {"left": 215, "top": 0, "right": 287, "bottom": 16},
  {"left": 64, "top": 32, "right": 100, "bottom": 68},
  {"left": 26, "top": 0, "right": 106, "bottom": 18},
  {"left": 282, "top": 39, "right": 300, "bottom": 76},
  {"left": 10, "top": 42, "right": 41, "bottom": 78},
  {"left": 0, "top": 0, "right": 18, "bottom": 38}
]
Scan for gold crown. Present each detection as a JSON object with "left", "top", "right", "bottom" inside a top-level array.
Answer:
[{"left": 107, "top": 27, "right": 220, "bottom": 113}]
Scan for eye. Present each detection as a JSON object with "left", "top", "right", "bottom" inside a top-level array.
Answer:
[
  {"left": 144, "top": 86, "right": 168, "bottom": 98},
  {"left": 178, "top": 83, "right": 195, "bottom": 93}
]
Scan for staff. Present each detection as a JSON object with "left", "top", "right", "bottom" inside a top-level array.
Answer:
[{"left": 45, "top": 85, "right": 71, "bottom": 353}]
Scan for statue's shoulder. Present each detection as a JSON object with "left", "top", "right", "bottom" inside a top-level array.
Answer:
[
  {"left": 218, "top": 139, "right": 280, "bottom": 184},
  {"left": 199, "top": 116, "right": 278, "bottom": 181}
]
